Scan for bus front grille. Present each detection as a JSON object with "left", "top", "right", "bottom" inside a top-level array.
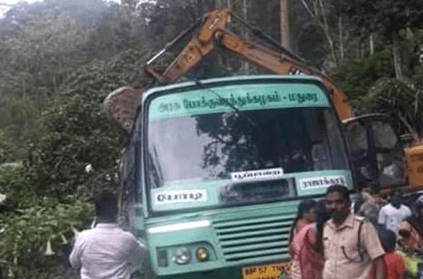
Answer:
[{"left": 213, "top": 214, "right": 296, "bottom": 262}]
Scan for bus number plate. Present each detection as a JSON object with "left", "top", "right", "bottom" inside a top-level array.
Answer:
[{"left": 242, "top": 261, "right": 291, "bottom": 279}]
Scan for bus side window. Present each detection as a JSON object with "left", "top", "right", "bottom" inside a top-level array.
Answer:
[{"left": 127, "top": 133, "right": 140, "bottom": 204}]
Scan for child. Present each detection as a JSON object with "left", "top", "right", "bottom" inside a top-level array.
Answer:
[{"left": 378, "top": 228, "right": 405, "bottom": 279}]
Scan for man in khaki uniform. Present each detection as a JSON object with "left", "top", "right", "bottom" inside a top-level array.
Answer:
[{"left": 323, "top": 185, "right": 386, "bottom": 279}]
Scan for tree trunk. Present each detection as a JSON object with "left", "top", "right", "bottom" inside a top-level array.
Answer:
[
  {"left": 339, "top": 16, "right": 344, "bottom": 63},
  {"left": 299, "top": 0, "right": 337, "bottom": 66},
  {"left": 392, "top": 30, "right": 403, "bottom": 79},
  {"left": 370, "top": 33, "right": 374, "bottom": 55},
  {"left": 280, "top": 0, "right": 291, "bottom": 50},
  {"left": 243, "top": 0, "right": 249, "bottom": 73}
]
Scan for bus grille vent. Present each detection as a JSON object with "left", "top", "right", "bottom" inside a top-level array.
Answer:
[{"left": 213, "top": 214, "right": 295, "bottom": 262}]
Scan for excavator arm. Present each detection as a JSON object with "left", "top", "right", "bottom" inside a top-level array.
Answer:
[
  {"left": 107, "top": 8, "right": 354, "bottom": 131},
  {"left": 145, "top": 8, "right": 354, "bottom": 120},
  {"left": 145, "top": 8, "right": 231, "bottom": 83},
  {"left": 216, "top": 30, "right": 354, "bottom": 120}
]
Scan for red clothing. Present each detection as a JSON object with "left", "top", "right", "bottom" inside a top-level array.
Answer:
[
  {"left": 294, "top": 219, "right": 310, "bottom": 236},
  {"left": 289, "top": 218, "right": 311, "bottom": 256},
  {"left": 397, "top": 220, "right": 422, "bottom": 251},
  {"left": 291, "top": 224, "right": 324, "bottom": 279},
  {"left": 384, "top": 252, "right": 405, "bottom": 279}
]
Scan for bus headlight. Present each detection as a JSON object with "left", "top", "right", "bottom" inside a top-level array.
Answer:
[
  {"left": 173, "top": 247, "right": 191, "bottom": 265},
  {"left": 196, "top": 247, "right": 209, "bottom": 261}
]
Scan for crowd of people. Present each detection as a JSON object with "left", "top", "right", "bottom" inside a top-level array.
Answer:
[
  {"left": 35, "top": 186, "right": 423, "bottom": 279},
  {"left": 287, "top": 184, "right": 423, "bottom": 279}
]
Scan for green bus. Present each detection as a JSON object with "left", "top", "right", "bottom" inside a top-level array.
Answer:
[{"left": 118, "top": 75, "right": 403, "bottom": 279}]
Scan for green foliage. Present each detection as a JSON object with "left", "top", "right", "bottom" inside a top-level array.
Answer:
[
  {"left": 335, "top": 0, "right": 423, "bottom": 35},
  {"left": 0, "top": 164, "right": 36, "bottom": 208},
  {"left": 331, "top": 50, "right": 394, "bottom": 100},
  {"left": 0, "top": 131, "right": 19, "bottom": 164},
  {"left": 62, "top": 49, "right": 149, "bottom": 99},
  {"left": 85, "top": 5, "right": 147, "bottom": 60},
  {"left": 0, "top": 195, "right": 92, "bottom": 279},
  {"left": 1, "top": 0, "right": 114, "bottom": 36},
  {"left": 137, "top": 0, "right": 198, "bottom": 47},
  {"left": 23, "top": 49, "right": 149, "bottom": 197},
  {"left": 0, "top": 97, "right": 40, "bottom": 153},
  {"left": 297, "top": 23, "right": 326, "bottom": 65},
  {"left": 0, "top": 0, "right": 422, "bottom": 277},
  {"left": 25, "top": 93, "right": 122, "bottom": 197},
  {"left": 356, "top": 77, "right": 423, "bottom": 136},
  {"left": 0, "top": 17, "right": 89, "bottom": 100}
]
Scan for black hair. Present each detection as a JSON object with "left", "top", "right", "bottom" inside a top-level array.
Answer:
[
  {"left": 288, "top": 199, "right": 317, "bottom": 245},
  {"left": 378, "top": 227, "right": 396, "bottom": 253},
  {"left": 326, "top": 184, "right": 350, "bottom": 201},
  {"left": 416, "top": 203, "right": 423, "bottom": 212},
  {"left": 369, "top": 182, "right": 381, "bottom": 194},
  {"left": 314, "top": 199, "right": 330, "bottom": 253},
  {"left": 94, "top": 192, "right": 118, "bottom": 223}
]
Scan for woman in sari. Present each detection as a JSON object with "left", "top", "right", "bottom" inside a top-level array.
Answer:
[
  {"left": 290, "top": 200, "right": 329, "bottom": 279},
  {"left": 288, "top": 199, "right": 317, "bottom": 248}
]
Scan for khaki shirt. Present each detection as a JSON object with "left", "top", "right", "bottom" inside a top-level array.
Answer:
[{"left": 323, "top": 214, "right": 385, "bottom": 279}]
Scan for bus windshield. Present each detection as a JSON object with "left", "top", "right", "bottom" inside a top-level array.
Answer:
[{"left": 147, "top": 106, "right": 349, "bottom": 188}]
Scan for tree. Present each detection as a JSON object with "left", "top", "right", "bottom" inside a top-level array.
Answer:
[
  {"left": 0, "top": 97, "right": 40, "bottom": 152},
  {"left": 25, "top": 49, "right": 148, "bottom": 197},
  {"left": 85, "top": 4, "right": 147, "bottom": 61},
  {"left": 136, "top": 0, "right": 198, "bottom": 47},
  {"left": 299, "top": 0, "right": 340, "bottom": 66},
  {"left": 0, "top": 17, "right": 89, "bottom": 104},
  {"left": 335, "top": 0, "right": 423, "bottom": 78},
  {"left": 0, "top": 131, "right": 20, "bottom": 164},
  {"left": 357, "top": 77, "right": 423, "bottom": 137},
  {"left": 332, "top": 50, "right": 393, "bottom": 100},
  {"left": 0, "top": 0, "right": 114, "bottom": 37}
]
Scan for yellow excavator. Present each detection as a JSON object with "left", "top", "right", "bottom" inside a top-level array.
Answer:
[{"left": 105, "top": 7, "right": 423, "bottom": 194}]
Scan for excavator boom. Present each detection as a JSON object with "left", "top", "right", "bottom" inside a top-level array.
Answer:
[{"left": 145, "top": 8, "right": 354, "bottom": 120}]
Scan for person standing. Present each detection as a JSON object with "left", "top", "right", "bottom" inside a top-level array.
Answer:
[
  {"left": 290, "top": 200, "right": 329, "bottom": 279},
  {"left": 323, "top": 185, "right": 386, "bottom": 279},
  {"left": 69, "top": 192, "right": 147, "bottom": 279},
  {"left": 378, "top": 228, "right": 405, "bottom": 279},
  {"left": 378, "top": 194, "right": 412, "bottom": 234},
  {"left": 288, "top": 199, "right": 317, "bottom": 279},
  {"left": 288, "top": 199, "right": 317, "bottom": 247}
]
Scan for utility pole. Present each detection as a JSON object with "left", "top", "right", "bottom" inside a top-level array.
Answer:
[
  {"left": 280, "top": 0, "right": 291, "bottom": 50},
  {"left": 243, "top": 0, "right": 249, "bottom": 73}
]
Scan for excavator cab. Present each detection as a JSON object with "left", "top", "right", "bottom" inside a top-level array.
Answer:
[{"left": 343, "top": 114, "right": 406, "bottom": 195}]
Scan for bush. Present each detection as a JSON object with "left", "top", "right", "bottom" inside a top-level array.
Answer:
[
  {"left": 0, "top": 195, "right": 93, "bottom": 279},
  {"left": 0, "top": 164, "right": 36, "bottom": 209}
]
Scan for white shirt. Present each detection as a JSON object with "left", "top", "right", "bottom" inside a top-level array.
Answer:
[
  {"left": 378, "top": 203, "right": 412, "bottom": 233},
  {"left": 69, "top": 223, "right": 147, "bottom": 279}
]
